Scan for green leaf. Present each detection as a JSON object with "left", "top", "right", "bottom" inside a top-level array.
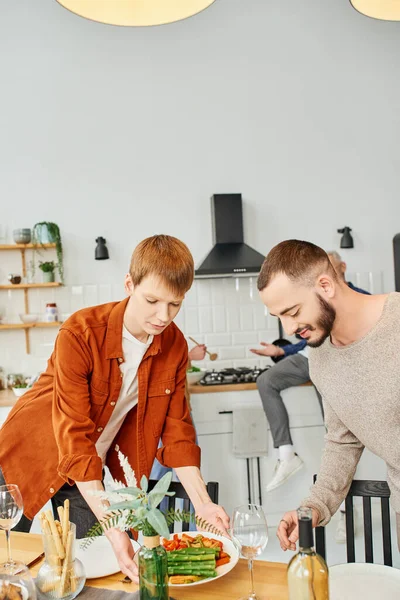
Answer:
[
  {"left": 148, "top": 492, "right": 167, "bottom": 509},
  {"left": 149, "top": 471, "right": 172, "bottom": 496},
  {"left": 107, "top": 499, "right": 141, "bottom": 511},
  {"left": 164, "top": 491, "right": 176, "bottom": 497},
  {"left": 140, "top": 474, "right": 148, "bottom": 493},
  {"left": 146, "top": 508, "right": 170, "bottom": 539}
]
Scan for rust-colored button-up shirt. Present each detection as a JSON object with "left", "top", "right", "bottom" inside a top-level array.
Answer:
[{"left": 0, "top": 298, "right": 199, "bottom": 519}]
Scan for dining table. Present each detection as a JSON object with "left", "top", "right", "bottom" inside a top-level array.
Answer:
[{"left": 1, "top": 531, "right": 289, "bottom": 600}]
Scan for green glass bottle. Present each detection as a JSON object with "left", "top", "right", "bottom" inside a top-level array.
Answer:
[
  {"left": 287, "top": 507, "right": 329, "bottom": 600},
  {"left": 138, "top": 535, "right": 169, "bottom": 600}
]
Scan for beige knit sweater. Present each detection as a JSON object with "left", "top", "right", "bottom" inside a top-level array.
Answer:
[{"left": 303, "top": 292, "right": 400, "bottom": 525}]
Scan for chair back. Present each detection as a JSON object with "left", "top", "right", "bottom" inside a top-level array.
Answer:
[
  {"left": 314, "top": 477, "right": 392, "bottom": 566},
  {"left": 148, "top": 479, "right": 219, "bottom": 533}
]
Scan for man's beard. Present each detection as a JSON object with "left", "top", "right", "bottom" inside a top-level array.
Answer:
[{"left": 307, "top": 293, "right": 336, "bottom": 348}]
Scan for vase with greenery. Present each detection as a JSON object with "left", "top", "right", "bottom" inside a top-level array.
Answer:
[
  {"left": 39, "top": 260, "right": 57, "bottom": 283},
  {"left": 83, "top": 452, "right": 222, "bottom": 600},
  {"left": 32, "top": 222, "right": 64, "bottom": 284}
]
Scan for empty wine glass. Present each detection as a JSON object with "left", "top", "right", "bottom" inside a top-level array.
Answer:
[
  {"left": 0, "top": 484, "right": 23, "bottom": 568},
  {"left": 232, "top": 504, "right": 268, "bottom": 600}
]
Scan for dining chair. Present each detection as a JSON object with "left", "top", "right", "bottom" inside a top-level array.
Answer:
[
  {"left": 148, "top": 479, "right": 219, "bottom": 533},
  {"left": 313, "top": 476, "right": 392, "bottom": 566}
]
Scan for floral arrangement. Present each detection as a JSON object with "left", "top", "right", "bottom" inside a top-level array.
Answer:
[{"left": 82, "top": 452, "right": 222, "bottom": 548}]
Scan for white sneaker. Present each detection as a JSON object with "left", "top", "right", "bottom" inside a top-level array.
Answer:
[
  {"left": 266, "top": 454, "right": 304, "bottom": 492},
  {"left": 335, "top": 511, "right": 346, "bottom": 544},
  {"left": 335, "top": 508, "right": 357, "bottom": 544}
]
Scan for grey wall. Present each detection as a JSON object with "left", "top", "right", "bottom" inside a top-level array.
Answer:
[{"left": 1, "top": 0, "right": 399, "bottom": 289}]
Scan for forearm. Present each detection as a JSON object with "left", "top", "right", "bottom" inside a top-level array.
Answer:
[
  {"left": 75, "top": 480, "right": 109, "bottom": 522},
  {"left": 174, "top": 466, "right": 211, "bottom": 510},
  {"left": 302, "top": 439, "right": 363, "bottom": 525}
]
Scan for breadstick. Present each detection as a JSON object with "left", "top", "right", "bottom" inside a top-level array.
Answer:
[
  {"left": 45, "top": 510, "right": 65, "bottom": 560},
  {"left": 40, "top": 576, "right": 60, "bottom": 594},
  {"left": 62, "top": 500, "right": 70, "bottom": 549},
  {"left": 59, "top": 529, "right": 73, "bottom": 597},
  {"left": 57, "top": 506, "right": 64, "bottom": 528}
]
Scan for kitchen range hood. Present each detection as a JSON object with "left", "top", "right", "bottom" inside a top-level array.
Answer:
[{"left": 195, "top": 194, "right": 265, "bottom": 279}]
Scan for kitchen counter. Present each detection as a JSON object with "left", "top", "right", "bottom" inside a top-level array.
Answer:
[
  {"left": 188, "top": 381, "right": 312, "bottom": 394},
  {"left": 0, "top": 389, "right": 17, "bottom": 407}
]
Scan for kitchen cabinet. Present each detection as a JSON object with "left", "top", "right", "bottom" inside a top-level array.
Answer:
[{"left": 0, "top": 243, "right": 63, "bottom": 352}]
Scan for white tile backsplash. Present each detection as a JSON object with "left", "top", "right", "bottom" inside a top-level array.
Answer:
[
  {"left": 240, "top": 305, "right": 254, "bottom": 330},
  {"left": 232, "top": 331, "right": 259, "bottom": 345},
  {"left": 212, "top": 306, "right": 226, "bottom": 332},
  {"left": 198, "top": 307, "right": 213, "bottom": 333}
]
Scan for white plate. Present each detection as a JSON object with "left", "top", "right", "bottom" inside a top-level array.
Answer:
[
  {"left": 161, "top": 531, "right": 239, "bottom": 587},
  {"left": 76, "top": 536, "right": 140, "bottom": 579},
  {"left": 330, "top": 563, "right": 400, "bottom": 600}
]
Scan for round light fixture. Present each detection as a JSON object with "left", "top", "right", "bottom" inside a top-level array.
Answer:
[
  {"left": 55, "top": 0, "right": 217, "bottom": 27},
  {"left": 350, "top": 0, "right": 400, "bottom": 21}
]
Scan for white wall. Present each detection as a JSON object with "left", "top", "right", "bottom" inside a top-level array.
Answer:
[{"left": 1, "top": 0, "right": 398, "bottom": 372}]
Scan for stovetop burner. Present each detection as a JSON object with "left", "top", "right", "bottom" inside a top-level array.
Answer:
[{"left": 199, "top": 366, "right": 270, "bottom": 385}]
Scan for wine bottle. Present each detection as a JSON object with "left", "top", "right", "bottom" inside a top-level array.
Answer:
[{"left": 287, "top": 507, "right": 329, "bottom": 599}]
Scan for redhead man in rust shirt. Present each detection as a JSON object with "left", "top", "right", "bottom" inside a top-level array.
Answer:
[{"left": 0, "top": 234, "right": 229, "bottom": 581}]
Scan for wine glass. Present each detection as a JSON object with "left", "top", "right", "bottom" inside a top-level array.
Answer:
[
  {"left": 0, "top": 484, "right": 23, "bottom": 568},
  {"left": 0, "top": 561, "right": 37, "bottom": 599},
  {"left": 232, "top": 504, "right": 268, "bottom": 600}
]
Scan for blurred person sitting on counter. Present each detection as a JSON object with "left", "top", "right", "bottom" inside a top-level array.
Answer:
[{"left": 0, "top": 234, "right": 229, "bottom": 582}]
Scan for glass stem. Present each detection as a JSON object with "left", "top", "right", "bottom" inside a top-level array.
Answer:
[
  {"left": 248, "top": 558, "right": 255, "bottom": 594},
  {"left": 5, "top": 530, "right": 11, "bottom": 564}
]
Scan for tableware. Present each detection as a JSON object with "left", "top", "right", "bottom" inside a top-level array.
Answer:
[
  {"left": 13, "top": 229, "right": 32, "bottom": 245},
  {"left": 75, "top": 536, "right": 140, "bottom": 579},
  {"left": 36, "top": 522, "right": 85, "bottom": 600},
  {"left": 186, "top": 368, "right": 206, "bottom": 385},
  {"left": 232, "top": 504, "right": 268, "bottom": 600},
  {"left": 0, "top": 484, "right": 24, "bottom": 568},
  {"left": 330, "top": 562, "right": 400, "bottom": 600},
  {"left": 0, "top": 560, "right": 37, "bottom": 599},
  {"left": 161, "top": 531, "right": 239, "bottom": 587},
  {"left": 8, "top": 275, "right": 22, "bottom": 285},
  {"left": 12, "top": 387, "right": 28, "bottom": 398},
  {"left": 19, "top": 314, "right": 39, "bottom": 324}
]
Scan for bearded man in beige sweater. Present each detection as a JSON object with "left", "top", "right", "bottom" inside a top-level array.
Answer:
[{"left": 257, "top": 239, "right": 400, "bottom": 552}]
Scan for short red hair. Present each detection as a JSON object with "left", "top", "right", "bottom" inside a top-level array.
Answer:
[{"left": 129, "top": 235, "right": 194, "bottom": 296}]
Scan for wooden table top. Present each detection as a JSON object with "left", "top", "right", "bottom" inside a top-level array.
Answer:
[
  {"left": 188, "top": 381, "right": 312, "bottom": 394},
  {"left": 3, "top": 532, "right": 289, "bottom": 600}
]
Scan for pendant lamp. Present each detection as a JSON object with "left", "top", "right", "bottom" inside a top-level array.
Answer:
[
  {"left": 56, "top": 0, "right": 217, "bottom": 27},
  {"left": 350, "top": 0, "right": 400, "bottom": 21}
]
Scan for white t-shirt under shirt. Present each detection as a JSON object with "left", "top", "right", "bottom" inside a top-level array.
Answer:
[{"left": 95, "top": 326, "right": 153, "bottom": 465}]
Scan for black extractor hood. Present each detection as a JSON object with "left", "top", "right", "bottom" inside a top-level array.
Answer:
[{"left": 195, "top": 194, "right": 265, "bottom": 279}]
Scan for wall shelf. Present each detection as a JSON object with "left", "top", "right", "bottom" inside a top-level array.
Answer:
[
  {"left": 0, "top": 322, "right": 63, "bottom": 331},
  {"left": 0, "top": 283, "right": 62, "bottom": 290},
  {"left": 0, "top": 243, "right": 56, "bottom": 250},
  {"left": 0, "top": 243, "right": 62, "bottom": 353}
]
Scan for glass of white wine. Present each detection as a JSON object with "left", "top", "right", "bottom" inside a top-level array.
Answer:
[
  {"left": 232, "top": 504, "right": 269, "bottom": 600},
  {"left": 0, "top": 484, "right": 23, "bottom": 568}
]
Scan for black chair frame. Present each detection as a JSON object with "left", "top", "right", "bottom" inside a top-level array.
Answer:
[
  {"left": 314, "top": 477, "right": 392, "bottom": 566},
  {"left": 148, "top": 479, "right": 219, "bottom": 533}
]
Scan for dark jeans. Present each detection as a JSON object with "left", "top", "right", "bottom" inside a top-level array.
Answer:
[
  {"left": 0, "top": 469, "right": 99, "bottom": 539},
  {"left": 257, "top": 354, "right": 324, "bottom": 448}
]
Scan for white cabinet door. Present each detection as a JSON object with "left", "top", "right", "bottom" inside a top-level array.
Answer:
[{"left": 197, "top": 433, "right": 249, "bottom": 521}]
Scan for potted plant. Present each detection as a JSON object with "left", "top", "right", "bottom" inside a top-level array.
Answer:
[
  {"left": 83, "top": 452, "right": 222, "bottom": 600},
  {"left": 32, "top": 222, "right": 64, "bottom": 284},
  {"left": 39, "top": 261, "right": 57, "bottom": 283}
]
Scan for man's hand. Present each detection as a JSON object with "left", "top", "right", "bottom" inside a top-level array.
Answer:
[
  {"left": 250, "top": 342, "right": 285, "bottom": 358},
  {"left": 105, "top": 528, "right": 139, "bottom": 582},
  {"left": 196, "top": 502, "right": 230, "bottom": 537},
  {"left": 276, "top": 508, "right": 320, "bottom": 551}
]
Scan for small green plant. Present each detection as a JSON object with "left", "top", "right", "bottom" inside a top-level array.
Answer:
[
  {"left": 32, "top": 222, "right": 64, "bottom": 283},
  {"left": 13, "top": 382, "right": 28, "bottom": 389},
  {"left": 81, "top": 452, "right": 222, "bottom": 550},
  {"left": 38, "top": 261, "right": 57, "bottom": 273}
]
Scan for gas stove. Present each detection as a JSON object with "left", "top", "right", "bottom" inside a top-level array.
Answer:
[{"left": 199, "top": 366, "right": 270, "bottom": 386}]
